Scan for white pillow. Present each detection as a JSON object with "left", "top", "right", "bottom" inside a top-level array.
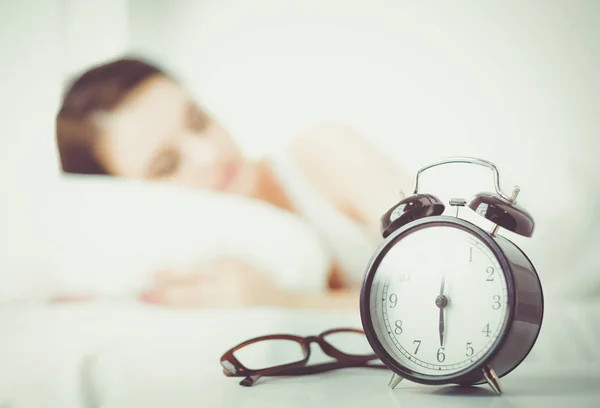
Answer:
[{"left": 0, "top": 175, "right": 332, "bottom": 303}]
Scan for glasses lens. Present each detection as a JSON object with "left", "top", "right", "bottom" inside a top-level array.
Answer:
[
  {"left": 232, "top": 339, "right": 306, "bottom": 370},
  {"left": 323, "top": 330, "right": 375, "bottom": 357}
]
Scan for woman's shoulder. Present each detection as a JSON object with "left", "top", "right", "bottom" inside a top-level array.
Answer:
[
  {"left": 277, "top": 122, "right": 411, "bottom": 236},
  {"left": 289, "top": 122, "right": 375, "bottom": 163},
  {"left": 277, "top": 123, "right": 367, "bottom": 215},
  {"left": 289, "top": 122, "right": 405, "bottom": 210}
]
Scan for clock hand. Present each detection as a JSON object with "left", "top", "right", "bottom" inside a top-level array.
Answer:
[
  {"left": 436, "top": 271, "right": 447, "bottom": 347},
  {"left": 439, "top": 307, "right": 445, "bottom": 347}
]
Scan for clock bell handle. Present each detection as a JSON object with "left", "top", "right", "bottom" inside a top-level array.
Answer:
[{"left": 411, "top": 156, "right": 515, "bottom": 202}]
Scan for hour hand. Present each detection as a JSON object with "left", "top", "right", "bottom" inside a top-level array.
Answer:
[{"left": 439, "top": 307, "right": 445, "bottom": 347}]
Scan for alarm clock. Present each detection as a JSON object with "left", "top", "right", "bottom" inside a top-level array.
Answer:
[{"left": 359, "top": 157, "right": 543, "bottom": 395}]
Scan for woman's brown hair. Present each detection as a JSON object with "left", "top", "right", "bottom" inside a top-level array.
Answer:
[{"left": 56, "top": 57, "right": 167, "bottom": 175}]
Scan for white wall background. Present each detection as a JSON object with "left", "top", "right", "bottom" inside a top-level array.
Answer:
[
  {"left": 0, "top": 0, "right": 63, "bottom": 183},
  {"left": 128, "top": 0, "right": 598, "bottom": 170},
  {"left": 1, "top": 0, "right": 599, "bottom": 298},
  {"left": 0, "top": 0, "right": 130, "bottom": 185}
]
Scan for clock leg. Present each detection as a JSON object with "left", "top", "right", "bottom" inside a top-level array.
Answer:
[
  {"left": 482, "top": 366, "right": 502, "bottom": 395},
  {"left": 388, "top": 373, "right": 404, "bottom": 389}
]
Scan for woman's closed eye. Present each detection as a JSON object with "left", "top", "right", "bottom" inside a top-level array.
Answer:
[
  {"left": 148, "top": 148, "right": 180, "bottom": 178},
  {"left": 186, "top": 102, "right": 210, "bottom": 133}
]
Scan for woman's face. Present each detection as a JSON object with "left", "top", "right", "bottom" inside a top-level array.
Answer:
[{"left": 95, "top": 75, "right": 257, "bottom": 195}]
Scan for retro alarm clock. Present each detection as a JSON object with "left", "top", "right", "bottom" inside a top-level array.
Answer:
[{"left": 359, "top": 157, "right": 543, "bottom": 395}]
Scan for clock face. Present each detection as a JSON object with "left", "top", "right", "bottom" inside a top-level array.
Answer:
[{"left": 365, "top": 222, "right": 510, "bottom": 378}]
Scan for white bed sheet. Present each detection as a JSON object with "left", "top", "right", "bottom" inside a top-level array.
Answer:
[{"left": 0, "top": 299, "right": 598, "bottom": 408}]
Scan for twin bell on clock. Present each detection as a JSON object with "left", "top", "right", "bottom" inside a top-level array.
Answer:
[{"left": 359, "top": 157, "right": 544, "bottom": 395}]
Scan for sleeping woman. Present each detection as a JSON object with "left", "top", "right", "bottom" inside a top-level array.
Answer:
[{"left": 55, "top": 57, "right": 410, "bottom": 310}]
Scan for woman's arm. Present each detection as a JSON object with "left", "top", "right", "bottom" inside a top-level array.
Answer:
[{"left": 139, "top": 258, "right": 360, "bottom": 310}]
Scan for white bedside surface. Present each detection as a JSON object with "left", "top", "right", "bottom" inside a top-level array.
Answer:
[
  {"left": 95, "top": 362, "right": 600, "bottom": 408},
  {"left": 1, "top": 300, "right": 599, "bottom": 408}
]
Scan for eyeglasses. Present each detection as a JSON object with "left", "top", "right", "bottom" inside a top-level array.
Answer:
[{"left": 220, "top": 327, "right": 388, "bottom": 386}]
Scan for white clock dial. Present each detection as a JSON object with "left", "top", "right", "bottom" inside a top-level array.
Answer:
[{"left": 368, "top": 223, "right": 509, "bottom": 377}]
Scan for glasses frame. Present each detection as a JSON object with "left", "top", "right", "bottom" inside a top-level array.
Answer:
[{"left": 220, "top": 327, "right": 388, "bottom": 386}]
